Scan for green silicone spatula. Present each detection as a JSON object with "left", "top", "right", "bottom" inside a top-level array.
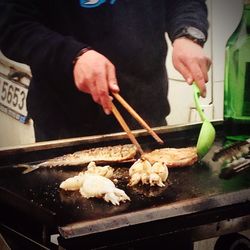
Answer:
[{"left": 193, "top": 84, "right": 216, "bottom": 159}]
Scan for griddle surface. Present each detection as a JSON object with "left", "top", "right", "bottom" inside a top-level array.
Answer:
[
  {"left": 0, "top": 147, "right": 249, "bottom": 228},
  {"left": 0, "top": 125, "right": 250, "bottom": 239}
]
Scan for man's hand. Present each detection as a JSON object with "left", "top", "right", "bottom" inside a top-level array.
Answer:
[
  {"left": 73, "top": 50, "right": 119, "bottom": 114},
  {"left": 172, "top": 37, "right": 211, "bottom": 97}
]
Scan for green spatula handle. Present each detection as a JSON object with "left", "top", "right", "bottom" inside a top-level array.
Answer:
[{"left": 193, "top": 84, "right": 207, "bottom": 122}]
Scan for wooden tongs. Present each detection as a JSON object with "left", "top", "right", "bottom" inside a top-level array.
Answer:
[{"left": 111, "top": 92, "right": 164, "bottom": 155}]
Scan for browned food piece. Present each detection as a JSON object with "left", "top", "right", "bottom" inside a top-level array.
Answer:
[
  {"left": 19, "top": 144, "right": 137, "bottom": 174},
  {"left": 36, "top": 144, "right": 137, "bottom": 167},
  {"left": 143, "top": 147, "right": 198, "bottom": 167}
]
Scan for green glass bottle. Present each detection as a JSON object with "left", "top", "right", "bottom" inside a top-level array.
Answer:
[{"left": 224, "top": 0, "right": 250, "bottom": 137}]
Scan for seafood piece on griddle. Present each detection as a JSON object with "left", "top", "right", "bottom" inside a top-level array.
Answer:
[
  {"left": 79, "top": 173, "right": 130, "bottom": 206},
  {"left": 60, "top": 172, "right": 130, "bottom": 206},
  {"left": 85, "top": 162, "right": 114, "bottom": 179},
  {"left": 18, "top": 144, "right": 137, "bottom": 174},
  {"left": 60, "top": 161, "right": 114, "bottom": 190},
  {"left": 60, "top": 172, "right": 85, "bottom": 191},
  {"left": 128, "top": 159, "right": 169, "bottom": 187},
  {"left": 143, "top": 147, "right": 198, "bottom": 167},
  {"left": 37, "top": 144, "right": 137, "bottom": 167}
]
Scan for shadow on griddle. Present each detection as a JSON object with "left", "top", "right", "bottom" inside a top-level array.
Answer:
[
  {"left": 58, "top": 188, "right": 131, "bottom": 221},
  {"left": 0, "top": 165, "right": 26, "bottom": 179}
]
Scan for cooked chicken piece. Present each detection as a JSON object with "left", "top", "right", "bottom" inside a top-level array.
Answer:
[
  {"left": 128, "top": 159, "right": 168, "bottom": 187},
  {"left": 85, "top": 162, "right": 114, "bottom": 179},
  {"left": 59, "top": 172, "right": 85, "bottom": 191},
  {"left": 79, "top": 173, "right": 130, "bottom": 205}
]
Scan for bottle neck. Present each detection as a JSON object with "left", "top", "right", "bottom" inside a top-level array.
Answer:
[{"left": 242, "top": 2, "right": 250, "bottom": 28}]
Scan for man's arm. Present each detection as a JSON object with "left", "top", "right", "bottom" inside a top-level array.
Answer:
[
  {"left": 166, "top": 0, "right": 209, "bottom": 44},
  {"left": 0, "top": 0, "right": 86, "bottom": 84},
  {"left": 0, "top": 0, "right": 118, "bottom": 113},
  {"left": 165, "top": 0, "right": 211, "bottom": 97}
]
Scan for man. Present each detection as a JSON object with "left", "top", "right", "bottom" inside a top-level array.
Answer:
[{"left": 0, "top": 0, "right": 211, "bottom": 141}]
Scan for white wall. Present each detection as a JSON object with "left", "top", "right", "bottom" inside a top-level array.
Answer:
[{"left": 210, "top": 0, "right": 242, "bottom": 120}]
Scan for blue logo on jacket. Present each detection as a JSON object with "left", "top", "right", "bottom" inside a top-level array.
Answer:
[{"left": 80, "top": 0, "right": 116, "bottom": 8}]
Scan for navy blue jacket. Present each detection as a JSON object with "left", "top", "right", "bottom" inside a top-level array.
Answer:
[{"left": 0, "top": 0, "right": 208, "bottom": 140}]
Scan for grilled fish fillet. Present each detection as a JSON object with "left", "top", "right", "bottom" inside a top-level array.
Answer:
[
  {"left": 39, "top": 144, "right": 137, "bottom": 167},
  {"left": 19, "top": 144, "right": 137, "bottom": 173},
  {"left": 143, "top": 147, "right": 198, "bottom": 167}
]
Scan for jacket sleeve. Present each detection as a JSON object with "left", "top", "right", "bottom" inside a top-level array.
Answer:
[
  {"left": 0, "top": 0, "right": 87, "bottom": 83},
  {"left": 165, "top": 0, "right": 209, "bottom": 43}
]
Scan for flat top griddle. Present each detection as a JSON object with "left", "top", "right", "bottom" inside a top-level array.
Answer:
[{"left": 0, "top": 122, "right": 250, "bottom": 240}]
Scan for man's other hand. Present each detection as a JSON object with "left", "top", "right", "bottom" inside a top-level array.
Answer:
[{"left": 172, "top": 37, "right": 211, "bottom": 98}]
